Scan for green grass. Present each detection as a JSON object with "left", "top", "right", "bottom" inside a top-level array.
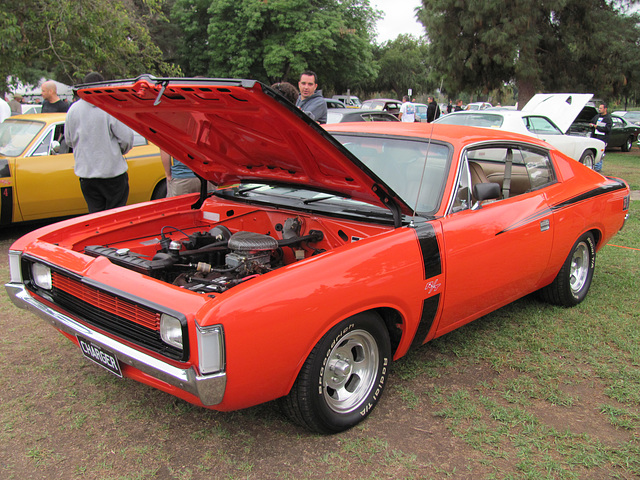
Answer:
[{"left": 605, "top": 149, "right": 640, "bottom": 189}]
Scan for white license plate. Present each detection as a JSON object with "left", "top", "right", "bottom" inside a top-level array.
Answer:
[{"left": 77, "top": 335, "right": 122, "bottom": 378}]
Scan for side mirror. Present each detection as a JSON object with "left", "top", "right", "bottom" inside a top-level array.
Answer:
[
  {"left": 50, "top": 140, "right": 61, "bottom": 154},
  {"left": 471, "top": 183, "right": 501, "bottom": 210}
]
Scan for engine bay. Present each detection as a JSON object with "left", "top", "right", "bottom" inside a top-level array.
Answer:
[{"left": 84, "top": 217, "right": 327, "bottom": 294}]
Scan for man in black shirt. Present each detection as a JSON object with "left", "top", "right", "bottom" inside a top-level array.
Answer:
[
  {"left": 41, "top": 81, "right": 70, "bottom": 113},
  {"left": 589, "top": 103, "right": 612, "bottom": 172},
  {"left": 426, "top": 96, "right": 441, "bottom": 122}
]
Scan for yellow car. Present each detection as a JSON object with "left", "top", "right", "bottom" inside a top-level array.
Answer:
[{"left": 0, "top": 113, "right": 167, "bottom": 225}]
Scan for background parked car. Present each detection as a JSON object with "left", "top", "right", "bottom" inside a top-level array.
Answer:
[
  {"left": 332, "top": 95, "right": 361, "bottom": 108},
  {"left": 555, "top": 100, "right": 640, "bottom": 151},
  {"left": 613, "top": 110, "right": 640, "bottom": 126},
  {"left": 20, "top": 104, "right": 42, "bottom": 115},
  {"left": 326, "top": 108, "right": 400, "bottom": 123},
  {"left": 414, "top": 103, "right": 429, "bottom": 122},
  {"left": 434, "top": 110, "right": 605, "bottom": 168},
  {"left": 325, "top": 98, "right": 346, "bottom": 109},
  {"left": 607, "top": 115, "right": 640, "bottom": 151},
  {"left": 360, "top": 98, "right": 403, "bottom": 117},
  {"left": 465, "top": 102, "right": 492, "bottom": 110},
  {"left": 0, "top": 113, "right": 166, "bottom": 225}
]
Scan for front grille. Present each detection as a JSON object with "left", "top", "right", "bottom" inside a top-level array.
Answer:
[
  {"left": 53, "top": 274, "right": 161, "bottom": 330},
  {"left": 24, "top": 262, "right": 186, "bottom": 361}
]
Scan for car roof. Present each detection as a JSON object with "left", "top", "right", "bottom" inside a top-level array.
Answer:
[{"left": 5, "top": 112, "right": 67, "bottom": 123}]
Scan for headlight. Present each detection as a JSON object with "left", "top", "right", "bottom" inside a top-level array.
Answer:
[
  {"left": 31, "top": 263, "right": 52, "bottom": 290},
  {"left": 8, "top": 251, "right": 23, "bottom": 283},
  {"left": 197, "top": 324, "right": 225, "bottom": 375},
  {"left": 160, "top": 314, "right": 183, "bottom": 349}
]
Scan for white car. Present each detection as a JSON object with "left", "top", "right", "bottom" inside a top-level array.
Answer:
[
  {"left": 465, "top": 101, "right": 492, "bottom": 110},
  {"left": 435, "top": 94, "right": 604, "bottom": 168}
]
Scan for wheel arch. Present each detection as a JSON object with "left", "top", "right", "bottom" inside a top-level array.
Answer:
[
  {"left": 280, "top": 305, "right": 405, "bottom": 399},
  {"left": 588, "top": 227, "right": 603, "bottom": 250}
]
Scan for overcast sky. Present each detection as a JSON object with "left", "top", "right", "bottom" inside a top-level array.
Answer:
[{"left": 373, "top": 0, "right": 424, "bottom": 43}]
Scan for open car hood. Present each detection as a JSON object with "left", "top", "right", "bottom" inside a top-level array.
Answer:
[
  {"left": 76, "top": 75, "right": 408, "bottom": 217},
  {"left": 522, "top": 93, "right": 594, "bottom": 133}
]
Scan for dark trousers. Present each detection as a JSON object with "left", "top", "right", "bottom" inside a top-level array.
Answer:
[{"left": 79, "top": 172, "right": 129, "bottom": 213}]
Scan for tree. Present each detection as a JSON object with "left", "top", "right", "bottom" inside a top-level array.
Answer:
[
  {"left": 417, "top": 0, "right": 640, "bottom": 107},
  {"left": 0, "top": 0, "right": 180, "bottom": 92},
  {"left": 373, "top": 35, "right": 433, "bottom": 99},
  {"left": 171, "top": 0, "right": 381, "bottom": 92}
]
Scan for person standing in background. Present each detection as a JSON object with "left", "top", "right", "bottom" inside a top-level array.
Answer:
[
  {"left": 161, "top": 150, "right": 200, "bottom": 197},
  {"left": 66, "top": 72, "right": 134, "bottom": 212},
  {"left": 41, "top": 81, "right": 69, "bottom": 113},
  {"left": 9, "top": 94, "right": 22, "bottom": 115},
  {"left": 426, "top": 96, "right": 441, "bottom": 122},
  {"left": 589, "top": 103, "right": 612, "bottom": 172},
  {"left": 399, "top": 95, "right": 416, "bottom": 123},
  {"left": 296, "top": 71, "right": 327, "bottom": 124}
]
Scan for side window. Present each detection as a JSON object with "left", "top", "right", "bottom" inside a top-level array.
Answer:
[
  {"left": 31, "top": 129, "right": 54, "bottom": 156},
  {"left": 133, "top": 132, "right": 148, "bottom": 147},
  {"left": 463, "top": 144, "right": 556, "bottom": 202},
  {"left": 524, "top": 149, "right": 555, "bottom": 190},
  {"left": 526, "top": 116, "right": 562, "bottom": 135}
]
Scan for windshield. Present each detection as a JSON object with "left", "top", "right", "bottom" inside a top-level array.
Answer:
[
  {"left": 333, "top": 134, "right": 451, "bottom": 214},
  {"left": 0, "top": 119, "right": 46, "bottom": 157},
  {"left": 215, "top": 134, "right": 451, "bottom": 218}
]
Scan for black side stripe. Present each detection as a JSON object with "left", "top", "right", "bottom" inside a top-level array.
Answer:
[
  {"left": 414, "top": 223, "right": 442, "bottom": 278},
  {"left": 552, "top": 183, "right": 627, "bottom": 210},
  {"left": 1, "top": 187, "right": 13, "bottom": 225},
  {"left": 410, "top": 294, "right": 440, "bottom": 350},
  {"left": 497, "top": 183, "right": 628, "bottom": 235},
  {"left": 409, "top": 224, "right": 443, "bottom": 350}
]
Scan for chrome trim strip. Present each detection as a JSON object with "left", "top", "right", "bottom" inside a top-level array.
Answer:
[{"left": 5, "top": 283, "right": 225, "bottom": 406}]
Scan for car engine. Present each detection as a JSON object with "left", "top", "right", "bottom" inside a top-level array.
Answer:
[{"left": 84, "top": 220, "right": 324, "bottom": 294}]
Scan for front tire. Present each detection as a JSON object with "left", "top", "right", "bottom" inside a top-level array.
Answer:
[
  {"left": 280, "top": 312, "right": 391, "bottom": 433},
  {"left": 622, "top": 136, "right": 633, "bottom": 152},
  {"left": 541, "top": 232, "right": 596, "bottom": 307},
  {"left": 579, "top": 151, "right": 595, "bottom": 169}
]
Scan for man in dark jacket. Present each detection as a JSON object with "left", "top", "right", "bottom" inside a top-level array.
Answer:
[
  {"left": 589, "top": 103, "right": 612, "bottom": 172},
  {"left": 426, "top": 96, "right": 441, "bottom": 122},
  {"left": 296, "top": 71, "right": 327, "bottom": 124}
]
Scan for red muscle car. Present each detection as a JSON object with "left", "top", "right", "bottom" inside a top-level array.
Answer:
[{"left": 5, "top": 76, "right": 630, "bottom": 433}]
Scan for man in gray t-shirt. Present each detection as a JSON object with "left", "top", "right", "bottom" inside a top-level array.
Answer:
[{"left": 66, "top": 72, "right": 134, "bottom": 213}]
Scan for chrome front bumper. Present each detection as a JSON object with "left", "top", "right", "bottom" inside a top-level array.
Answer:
[{"left": 5, "top": 283, "right": 226, "bottom": 406}]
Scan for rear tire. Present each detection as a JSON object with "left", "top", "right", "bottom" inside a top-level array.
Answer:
[
  {"left": 151, "top": 180, "right": 167, "bottom": 200},
  {"left": 280, "top": 312, "right": 391, "bottom": 433},
  {"left": 579, "top": 151, "right": 595, "bottom": 169},
  {"left": 540, "top": 232, "right": 595, "bottom": 307}
]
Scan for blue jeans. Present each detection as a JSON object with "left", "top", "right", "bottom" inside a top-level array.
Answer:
[{"left": 594, "top": 143, "right": 606, "bottom": 172}]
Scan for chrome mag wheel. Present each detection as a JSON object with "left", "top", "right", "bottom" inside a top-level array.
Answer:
[{"left": 322, "top": 329, "right": 379, "bottom": 414}]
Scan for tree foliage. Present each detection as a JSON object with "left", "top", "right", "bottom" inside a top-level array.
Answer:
[
  {"left": 171, "top": 0, "right": 381, "bottom": 92},
  {"left": 373, "top": 35, "right": 433, "bottom": 99},
  {"left": 417, "top": 0, "right": 640, "bottom": 106},
  {"left": 0, "top": 0, "right": 180, "bottom": 92}
]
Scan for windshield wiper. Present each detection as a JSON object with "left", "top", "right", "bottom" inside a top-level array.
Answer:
[{"left": 303, "top": 195, "right": 337, "bottom": 204}]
